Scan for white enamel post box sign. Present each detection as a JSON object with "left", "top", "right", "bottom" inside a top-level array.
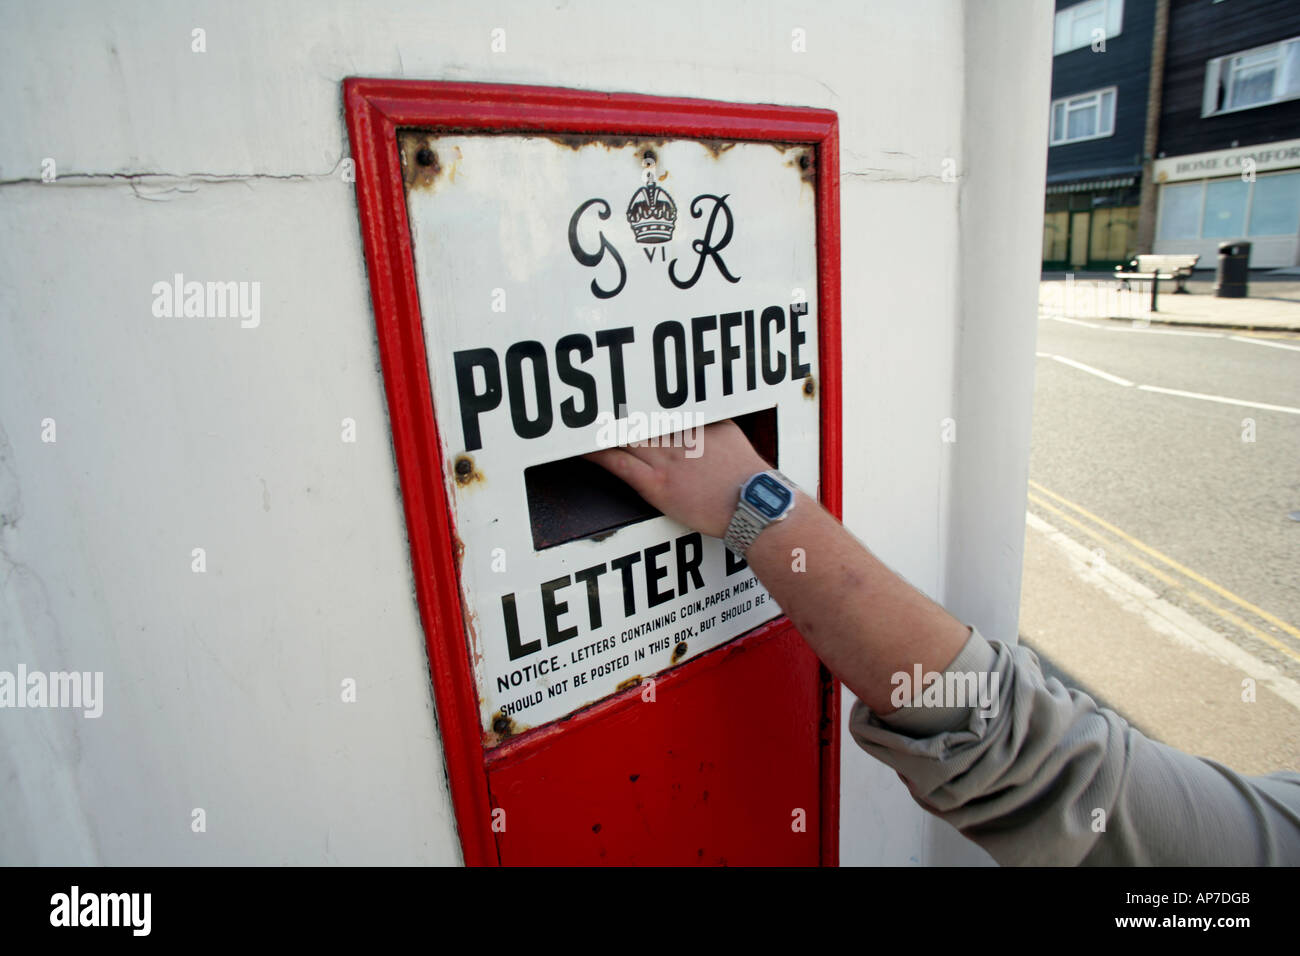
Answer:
[{"left": 400, "top": 131, "right": 820, "bottom": 742}]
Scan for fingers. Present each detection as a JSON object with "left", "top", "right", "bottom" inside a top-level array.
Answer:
[
  {"left": 582, "top": 447, "right": 658, "bottom": 495},
  {"left": 620, "top": 439, "right": 677, "bottom": 465}
]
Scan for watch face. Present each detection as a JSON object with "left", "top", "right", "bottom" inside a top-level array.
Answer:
[{"left": 744, "top": 473, "right": 792, "bottom": 519}]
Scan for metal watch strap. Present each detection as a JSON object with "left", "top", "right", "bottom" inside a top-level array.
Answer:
[
  {"left": 724, "top": 503, "right": 767, "bottom": 556},
  {"left": 724, "top": 470, "right": 795, "bottom": 556}
]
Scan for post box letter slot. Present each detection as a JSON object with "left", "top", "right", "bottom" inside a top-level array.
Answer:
[{"left": 524, "top": 407, "right": 779, "bottom": 550}]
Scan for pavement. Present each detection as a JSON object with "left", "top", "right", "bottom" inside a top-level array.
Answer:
[
  {"left": 1021, "top": 512, "right": 1300, "bottom": 776},
  {"left": 1040, "top": 270, "right": 1300, "bottom": 331}
]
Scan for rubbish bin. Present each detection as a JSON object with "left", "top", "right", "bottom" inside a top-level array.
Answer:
[{"left": 1215, "top": 241, "right": 1250, "bottom": 298}]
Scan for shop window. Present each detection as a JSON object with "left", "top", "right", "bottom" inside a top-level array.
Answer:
[
  {"left": 1089, "top": 206, "right": 1138, "bottom": 262},
  {"left": 1202, "top": 180, "right": 1249, "bottom": 238},
  {"left": 1043, "top": 211, "right": 1070, "bottom": 261},
  {"left": 1157, "top": 182, "right": 1203, "bottom": 239},
  {"left": 1158, "top": 173, "right": 1300, "bottom": 241},
  {"left": 1249, "top": 172, "right": 1300, "bottom": 236}
]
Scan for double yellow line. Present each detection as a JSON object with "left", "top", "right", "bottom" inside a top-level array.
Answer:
[{"left": 1027, "top": 480, "right": 1300, "bottom": 665}]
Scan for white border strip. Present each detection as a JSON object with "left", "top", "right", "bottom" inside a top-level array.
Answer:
[
  {"left": 1048, "top": 354, "right": 1134, "bottom": 387},
  {"left": 1036, "top": 353, "right": 1299, "bottom": 413},
  {"left": 1229, "top": 334, "right": 1300, "bottom": 353},
  {"left": 1136, "top": 384, "right": 1300, "bottom": 415}
]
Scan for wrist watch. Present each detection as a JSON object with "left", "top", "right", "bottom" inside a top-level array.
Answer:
[{"left": 724, "top": 470, "right": 798, "bottom": 557}]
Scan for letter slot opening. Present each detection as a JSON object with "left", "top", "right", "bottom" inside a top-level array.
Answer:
[{"left": 524, "top": 407, "right": 779, "bottom": 550}]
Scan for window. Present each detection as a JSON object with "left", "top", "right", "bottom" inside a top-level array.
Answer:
[
  {"left": 1043, "top": 211, "right": 1069, "bottom": 261},
  {"left": 1049, "top": 87, "right": 1117, "bottom": 145},
  {"left": 1201, "top": 180, "right": 1248, "bottom": 237},
  {"left": 1249, "top": 172, "right": 1300, "bottom": 236},
  {"left": 1158, "top": 172, "right": 1300, "bottom": 241},
  {"left": 1157, "top": 182, "right": 1203, "bottom": 240},
  {"left": 1089, "top": 206, "right": 1139, "bottom": 262},
  {"left": 1203, "top": 36, "right": 1300, "bottom": 115},
  {"left": 1054, "top": 0, "right": 1124, "bottom": 55}
]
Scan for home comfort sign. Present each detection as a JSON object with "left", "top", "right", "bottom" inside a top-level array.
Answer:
[{"left": 401, "top": 131, "right": 821, "bottom": 741}]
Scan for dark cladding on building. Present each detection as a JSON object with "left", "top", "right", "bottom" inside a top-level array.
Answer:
[
  {"left": 1045, "top": 0, "right": 1154, "bottom": 271},
  {"left": 1043, "top": 0, "right": 1300, "bottom": 272},
  {"left": 1153, "top": 0, "right": 1300, "bottom": 269}
]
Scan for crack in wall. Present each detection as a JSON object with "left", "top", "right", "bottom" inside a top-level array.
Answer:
[
  {"left": 0, "top": 156, "right": 351, "bottom": 192},
  {"left": 841, "top": 168, "right": 959, "bottom": 184}
]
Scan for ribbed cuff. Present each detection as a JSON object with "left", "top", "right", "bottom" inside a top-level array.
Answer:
[{"left": 857, "top": 626, "right": 999, "bottom": 738}]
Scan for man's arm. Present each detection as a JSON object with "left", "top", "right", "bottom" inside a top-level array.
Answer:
[
  {"left": 587, "top": 420, "right": 1300, "bottom": 866},
  {"left": 585, "top": 419, "right": 970, "bottom": 716}
]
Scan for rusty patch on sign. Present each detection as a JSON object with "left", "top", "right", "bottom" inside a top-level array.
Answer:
[
  {"left": 486, "top": 710, "right": 528, "bottom": 746},
  {"left": 615, "top": 675, "right": 643, "bottom": 692},
  {"left": 788, "top": 148, "right": 816, "bottom": 185},
  {"left": 462, "top": 602, "right": 483, "bottom": 660},
  {"left": 698, "top": 139, "right": 739, "bottom": 159},
  {"left": 453, "top": 453, "right": 483, "bottom": 486},
  {"left": 544, "top": 133, "right": 665, "bottom": 153},
  {"left": 672, "top": 642, "right": 688, "bottom": 662},
  {"left": 399, "top": 131, "right": 450, "bottom": 191},
  {"left": 451, "top": 530, "right": 488, "bottom": 673}
]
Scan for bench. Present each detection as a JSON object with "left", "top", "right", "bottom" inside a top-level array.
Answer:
[
  {"left": 1115, "top": 254, "right": 1200, "bottom": 293},
  {"left": 1113, "top": 254, "right": 1200, "bottom": 312}
]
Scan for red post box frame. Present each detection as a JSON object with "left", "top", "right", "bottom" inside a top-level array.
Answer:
[{"left": 343, "top": 78, "right": 842, "bottom": 866}]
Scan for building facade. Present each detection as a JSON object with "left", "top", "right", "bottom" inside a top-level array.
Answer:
[
  {"left": 1152, "top": 0, "right": 1300, "bottom": 269},
  {"left": 1044, "top": 0, "right": 1156, "bottom": 270}
]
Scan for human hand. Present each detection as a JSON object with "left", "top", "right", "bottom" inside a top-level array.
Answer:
[{"left": 583, "top": 420, "right": 770, "bottom": 538}]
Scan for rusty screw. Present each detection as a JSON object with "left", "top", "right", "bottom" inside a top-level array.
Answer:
[
  {"left": 673, "top": 641, "right": 688, "bottom": 660},
  {"left": 803, "top": 376, "right": 816, "bottom": 397},
  {"left": 416, "top": 146, "right": 436, "bottom": 167},
  {"left": 798, "top": 153, "right": 811, "bottom": 170},
  {"left": 454, "top": 455, "right": 474, "bottom": 481},
  {"left": 642, "top": 148, "right": 656, "bottom": 166},
  {"left": 492, "top": 715, "right": 511, "bottom": 734}
]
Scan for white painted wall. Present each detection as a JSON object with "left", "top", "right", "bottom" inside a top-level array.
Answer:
[{"left": 0, "top": 0, "right": 1051, "bottom": 865}]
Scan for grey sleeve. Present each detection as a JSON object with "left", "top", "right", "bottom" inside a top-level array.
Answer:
[{"left": 848, "top": 626, "right": 1300, "bottom": 865}]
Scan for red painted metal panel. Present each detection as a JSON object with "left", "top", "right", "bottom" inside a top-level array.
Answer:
[
  {"left": 343, "top": 78, "right": 842, "bottom": 866},
  {"left": 490, "top": 624, "right": 822, "bottom": 866}
]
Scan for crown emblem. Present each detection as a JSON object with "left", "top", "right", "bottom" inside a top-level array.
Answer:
[{"left": 626, "top": 173, "right": 677, "bottom": 244}]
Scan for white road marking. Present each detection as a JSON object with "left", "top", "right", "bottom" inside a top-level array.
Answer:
[
  {"left": 1041, "top": 313, "right": 1300, "bottom": 342},
  {"left": 1025, "top": 511, "right": 1300, "bottom": 713},
  {"left": 1036, "top": 352, "right": 1298, "bottom": 413},
  {"left": 1229, "top": 334, "right": 1300, "bottom": 352},
  {"left": 1137, "top": 384, "right": 1300, "bottom": 416},
  {"left": 1047, "top": 354, "right": 1134, "bottom": 387}
]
